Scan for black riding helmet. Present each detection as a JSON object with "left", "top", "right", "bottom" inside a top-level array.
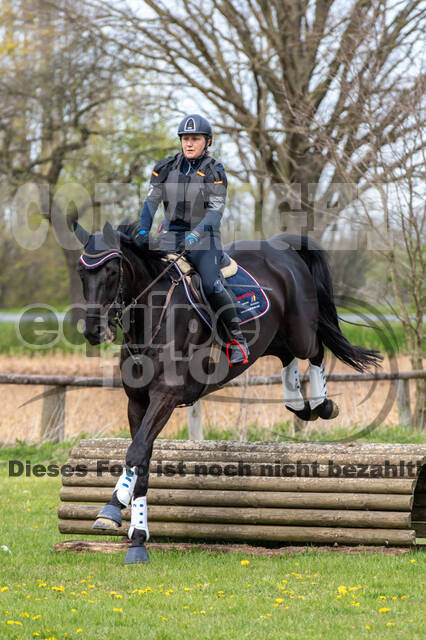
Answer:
[{"left": 177, "top": 114, "right": 212, "bottom": 148}]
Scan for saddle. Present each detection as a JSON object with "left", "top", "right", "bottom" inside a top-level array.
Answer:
[
  {"left": 162, "top": 252, "right": 238, "bottom": 303},
  {"left": 161, "top": 252, "right": 270, "bottom": 328}
]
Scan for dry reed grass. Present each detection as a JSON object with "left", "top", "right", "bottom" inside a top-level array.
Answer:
[{"left": 0, "top": 352, "right": 413, "bottom": 445}]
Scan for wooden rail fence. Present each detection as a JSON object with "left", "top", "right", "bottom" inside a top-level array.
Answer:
[{"left": 0, "top": 370, "right": 424, "bottom": 442}]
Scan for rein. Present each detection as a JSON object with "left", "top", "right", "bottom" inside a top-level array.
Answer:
[{"left": 82, "top": 247, "right": 187, "bottom": 364}]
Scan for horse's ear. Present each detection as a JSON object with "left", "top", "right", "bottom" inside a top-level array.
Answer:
[
  {"left": 73, "top": 221, "right": 90, "bottom": 246},
  {"left": 103, "top": 221, "right": 120, "bottom": 249}
]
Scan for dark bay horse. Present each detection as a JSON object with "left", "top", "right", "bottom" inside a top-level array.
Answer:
[{"left": 74, "top": 221, "right": 381, "bottom": 563}]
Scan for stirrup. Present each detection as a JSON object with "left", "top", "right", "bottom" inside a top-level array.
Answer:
[{"left": 226, "top": 339, "right": 249, "bottom": 365}]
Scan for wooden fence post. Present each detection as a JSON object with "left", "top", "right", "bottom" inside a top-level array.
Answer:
[
  {"left": 188, "top": 400, "right": 203, "bottom": 440},
  {"left": 40, "top": 385, "right": 66, "bottom": 442},
  {"left": 397, "top": 379, "right": 411, "bottom": 426},
  {"left": 292, "top": 379, "right": 308, "bottom": 436}
]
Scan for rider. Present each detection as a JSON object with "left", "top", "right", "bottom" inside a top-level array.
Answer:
[{"left": 135, "top": 113, "right": 249, "bottom": 365}]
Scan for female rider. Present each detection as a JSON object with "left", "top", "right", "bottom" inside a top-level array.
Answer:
[{"left": 135, "top": 114, "right": 248, "bottom": 365}]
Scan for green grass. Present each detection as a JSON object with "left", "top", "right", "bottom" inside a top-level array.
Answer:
[
  {"left": 0, "top": 314, "right": 410, "bottom": 355},
  {"left": 1, "top": 462, "right": 425, "bottom": 640},
  {"left": 340, "top": 321, "right": 407, "bottom": 354},
  {"left": 0, "top": 321, "right": 122, "bottom": 356}
]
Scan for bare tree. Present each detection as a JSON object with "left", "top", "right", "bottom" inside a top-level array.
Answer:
[
  {"left": 363, "top": 117, "right": 425, "bottom": 429},
  {"left": 0, "top": 0, "right": 175, "bottom": 316},
  {"left": 75, "top": 0, "right": 425, "bottom": 236}
]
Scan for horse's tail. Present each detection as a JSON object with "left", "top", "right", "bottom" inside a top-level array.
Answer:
[{"left": 283, "top": 234, "right": 382, "bottom": 372}]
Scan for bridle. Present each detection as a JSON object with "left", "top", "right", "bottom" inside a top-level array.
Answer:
[{"left": 81, "top": 247, "right": 186, "bottom": 360}]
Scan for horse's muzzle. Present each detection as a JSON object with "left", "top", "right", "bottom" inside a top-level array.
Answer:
[{"left": 84, "top": 313, "right": 117, "bottom": 345}]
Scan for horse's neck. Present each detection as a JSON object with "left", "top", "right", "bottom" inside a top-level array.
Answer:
[{"left": 122, "top": 248, "right": 164, "bottom": 301}]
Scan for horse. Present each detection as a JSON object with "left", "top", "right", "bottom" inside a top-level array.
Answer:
[{"left": 74, "top": 220, "right": 381, "bottom": 564}]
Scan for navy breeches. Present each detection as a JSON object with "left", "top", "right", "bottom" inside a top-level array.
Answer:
[{"left": 158, "top": 230, "right": 223, "bottom": 297}]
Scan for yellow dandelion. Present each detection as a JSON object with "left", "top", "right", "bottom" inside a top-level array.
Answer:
[
  {"left": 365, "top": 625, "right": 370, "bottom": 630},
  {"left": 386, "top": 621, "right": 395, "bottom": 626},
  {"left": 240, "top": 560, "right": 250, "bottom": 566},
  {"left": 379, "top": 595, "right": 387, "bottom": 600},
  {"left": 391, "top": 596, "right": 397, "bottom": 600},
  {"left": 88, "top": 600, "right": 94, "bottom": 604},
  {"left": 401, "top": 595, "right": 408, "bottom": 600},
  {"left": 161, "top": 616, "right": 167, "bottom": 621},
  {"left": 88, "top": 585, "right": 95, "bottom": 589},
  {"left": 21, "top": 612, "right": 30, "bottom": 617},
  {"left": 410, "top": 559, "right": 416, "bottom": 563},
  {"left": 275, "top": 598, "right": 284, "bottom": 604},
  {"left": 113, "top": 608, "right": 123, "bottom": 613},
  {"left": 76, "top": 629, "right": 83, "bottom": 633},
  {"left": 183, "top": 605, "right": 189, "bottom": 609},
  {"left": 337, "top": 585, "right": 347, "bottom": 595},
  {"left": 0, "top": 586, "right": 8, "bottom": 592},
  {"left": 184, "top": 587, "right": 191, "bottom": 591},
  {"left": 378, "top": 607, "right": 390, "bottom": 613},
  {"left": 114, "top": 594, "right": 123, "bottom": 599},
  {"left": 200, "top": 610, "right": 206, "bottom": 615},
  {"left": 71, "top": 609, "right": 77, "bottom": 613}
]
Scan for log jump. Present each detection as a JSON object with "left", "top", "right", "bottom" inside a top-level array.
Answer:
[{"left": 58, "top": 439, "right": 426, "bottom": 547}]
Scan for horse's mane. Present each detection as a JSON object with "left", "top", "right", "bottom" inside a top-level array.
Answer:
[{"left": 117, "top": 221, "right": 171, "bottom": 279}]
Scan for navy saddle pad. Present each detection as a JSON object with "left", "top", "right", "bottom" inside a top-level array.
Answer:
[{"left": 178, "top": 263, "right": 270, "bottom": 329}]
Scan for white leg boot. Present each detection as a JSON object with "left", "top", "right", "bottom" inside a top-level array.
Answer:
[
  {"left": 115, "top": 466, "right": 137, "bottom": 507},
  {"left": 309, "top": 362, "right": 327, "bottom": 410},
  {"left": 128, "top": 496, "right": 149, "bottom": 541},
  {"left": 281, "top": 358, "right": 305, "bottom": 411}
]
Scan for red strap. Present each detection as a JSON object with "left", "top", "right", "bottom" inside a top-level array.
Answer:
[{"left": 226, "top": 339, "right": 249, "bottom": 366}]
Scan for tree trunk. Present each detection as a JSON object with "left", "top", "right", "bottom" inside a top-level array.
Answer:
[
  {"left": 62, "top": 247, "right": 84, "bottom": 325},
  {"left": 411, "top": 354, "right": 425, "bottom": 430}
]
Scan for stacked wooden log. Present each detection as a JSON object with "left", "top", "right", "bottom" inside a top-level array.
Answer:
[{"left": 58, "top": 439, "right": 426, "bottom": 546}]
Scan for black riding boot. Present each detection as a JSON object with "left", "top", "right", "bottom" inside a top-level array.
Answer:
[{"left": 206, "top": 287, "right": 249, "bottom": 365}]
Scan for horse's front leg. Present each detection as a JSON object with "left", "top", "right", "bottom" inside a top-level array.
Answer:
[
  {"left": 92, "top": 393, "right": 149, "bottom": 532},
  {"left": 124, "top": 390, "right": 178, "bottom": 565}
]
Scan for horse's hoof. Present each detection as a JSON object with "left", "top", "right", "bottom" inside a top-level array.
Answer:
[
  {"left": 124, "top": 545, "right": 150, "bottom": 565},
  {"left": 286, "top": 401, "right": 318, "bottom": 421},
  {"left": 92, "top": 504, "right": 122, "bottom": 530},
  {"left": 312, "top": 399, "right": 339, "bottom": 420}
]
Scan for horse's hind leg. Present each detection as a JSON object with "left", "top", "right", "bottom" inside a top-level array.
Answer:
[
  {"left": 279, "top": 348, "right": 318, "bottom": 422},
  {"left": 309, "top": 343, "right": 339, "bottom": 419}
]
